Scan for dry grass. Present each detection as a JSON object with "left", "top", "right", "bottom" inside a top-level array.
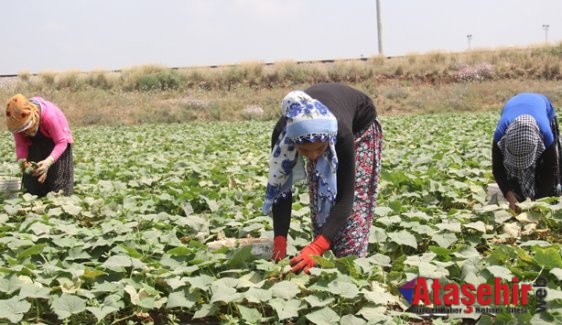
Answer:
[{"left": 1, "top": 43, "right": 562, "bottom": 130}]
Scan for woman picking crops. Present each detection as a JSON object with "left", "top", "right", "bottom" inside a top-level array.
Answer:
[
  {"left": 5, "top": 94, "right": 74, "bottom": 197},
  {"left": 262, "top": 83, "right": 383, "bottom": 273},
  {"left": 492, "top": 92, "right": 561, "bottom": 212}
]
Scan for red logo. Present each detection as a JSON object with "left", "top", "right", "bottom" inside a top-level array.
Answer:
[{"left": 400, "top": 277, "right": 548, "bottom": 314}]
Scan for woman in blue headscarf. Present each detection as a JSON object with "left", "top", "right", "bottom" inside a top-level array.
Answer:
[
  {"left": 263, "top": 83, "right": 383, "bottom": 273},
  {"left": 492, "top": 92, "right": 561, "bottom": 212}
]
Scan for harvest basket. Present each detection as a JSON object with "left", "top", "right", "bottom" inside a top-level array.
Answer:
[
  {"left": 206, "top": 237, "right": 273, "bottom": 258},
  {"left": 0, "top": 177, "right": 21, "bottom": 198}
]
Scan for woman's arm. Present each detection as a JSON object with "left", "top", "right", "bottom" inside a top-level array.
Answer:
[
  {"left": 535, "top": 143, "right": 559, "bottom": 199},
  {"left": 492, "top": 142, "right": 522, "bottom": 210},
  {"left": 40, "top": 111, "right": 68, "bottom": 161},
  {"left": 319, "top": 136, "right": 355, "bottom": 241},
  {"left": 492, "top": 142, "right": 511, "bottom": 196},
  {"left": 270, "top": 118, "right": 292, "bottom": 237},
  {"left": 13, "top": 133, "right": 29, "bottom": 160},
  {"left": 272, "top": 195, "right": 292, "bottom": 237}
]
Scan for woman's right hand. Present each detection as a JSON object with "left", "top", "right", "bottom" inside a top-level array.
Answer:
[
  {"left": 272, "top": 236, "right": 287, "bottom": 261},
  {"left": 505, "top": 191, "right": 521, "bottom": 214}
]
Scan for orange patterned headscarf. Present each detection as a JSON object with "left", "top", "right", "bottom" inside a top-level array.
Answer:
[{"left": 5, "top": 94, "right": 40, "bottom": 134}]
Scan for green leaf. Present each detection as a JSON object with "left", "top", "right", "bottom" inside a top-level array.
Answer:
[
  {"left": 544, "top": 288, "right": 562, "bottom": 302},
  {"left": 371, "top": 253, "right": 391, "bottom": 267},
  {"left": 340, "top": 314, "right": 367, "bottom": 325},
  {"left": 550, "top": 268, "right": 562, "bottom": 281},
  {"left": 268, "top": 298, "right": 301, "bottom": 320},
  {"left": 61, "top": 204, "right": 82, "bottom": 216},
  {"left": 418, "top": 262, "right": 449, "bottom": 279},
  {"left": 327, "top": 280, "right": 359, "bottom": 299},
  {"left": 17, "top": 243, "right": 46, "bottom": 259},
  {"left": 387, "top": 230, "right": 417, "bottom": 249},
  {"left": 4, "top": 205, "right": 19, "bottom": 216},
  {"left": 362, "top": 282, "right": 400, "bottom": 305},
  {"left": 86, "top": 305, "right": 119, "bottom": 322},
  {"left": 51, "top": 294, "right": 86, "bottom": 320},
  {"left": 166, "top": 246, "right": 192, "bottom": 256},
  {"left": 486, "top": 265, "right": 513, "bottom": 280},
  {"left": 212, "top": 277, "right": 240, "bottom": 289},
  {"left": 0, "top": 296, "right": 31, "bottom": 323},
  {"left": 0, "top": 275, "right": 23, "bottom": 294},
  {"left": 493, "top": 210, "right": 514, "bottom": 224},
  {"left": 533, "top": 247, "right": 562, "bottom": 270},
  {"left": 18, "top": 284, "right": 50, "bottom": 299},
  {"left": 82, "top": 268, "right": 107, "bottom": 280},
  {"left": 374, "top": 206, "right": 393, "bottom": 217},
  {"left": 85, "top": 293, "right": 123, "bottom": 321},
  {"left": 101, "top": 255, "right": 146, "bottom": 272},
  {"left": 376, "top": 215, "right": 402, "bottom": 227},
  {"left": 432, "top": 232, "right": 457, "bottom": 248},
  {"left": 119, "top": 244, "right": 143, "bottom": 258},
  {"left": 193, "top": 303, "right": 217, "bottom": 319},
  {"left": 186, "top": 274, "right": 215, "bottom": 291},
  {"left": 405, "top": 252, "right": 436, "bottom": 266},
  {"left": 369, "top": 226, "right": 387, "bottom": 243},
  {"left": 166, "top": 290, "right": 198, "bottom": 309},
  {"left": 303, "top": 295, "right": 335, "bottom": 308},
  {"left": 28, "top": 222, "right": 51, "bottom": 235},
  {"left": 464, "top": 221, "right": 486, "bottom": 233},
  {"left": 357, "top": 306, "right": 391, "bottom": 322},
  {"left": 270, "top": 281, "right": 300, "bottom": 300},
  {"left": 47, "top": 207, "right": 63, "bottom": 217},
  {"left": 227, "top": 246, "right": 255, "bottom": 268},
  {"left": 243, "top": 287, "right": 272, "bottom": 304},
  {"left": 436, "top": 221, "right": 462, "bottom": 233},
  {"left": 237, "top": 305, "right": 262, "bottom": 323},
  {"left": 429, "top": 246, "right": 452, "bottom": 259},
  {"left": 210, "top": 286, "right": 239, "bottom": 304},
  {"left": 305, "top": 306, "right": 340, "bottom": 325},
  {"left": 124, "top": 285, "right": 164, "bottom": 309}
]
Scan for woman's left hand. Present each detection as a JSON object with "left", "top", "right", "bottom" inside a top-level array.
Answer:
[
  {"left": 33, "top": 157, "right": 54, "bottom": 183},
  {"left": 290, "top": 235, "right": 330, "bottom": 273}
]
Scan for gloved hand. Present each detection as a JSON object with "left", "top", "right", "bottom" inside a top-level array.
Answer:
[
  {"left": 272, "top": 235, "right": 287, "bottom": 261},
  {"left": 33, "top": 156, "right": 54, "bottom": 184},
  {"left": 290, "top": 235, "right": 330, "bottom": 273}
]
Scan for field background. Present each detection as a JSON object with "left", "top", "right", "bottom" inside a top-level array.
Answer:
[
  {"left": 1, "top": 44, "right": 562, "bottom": 127},
  {"left": 0, "top": 45, "right": 561, "bottom": 324}
]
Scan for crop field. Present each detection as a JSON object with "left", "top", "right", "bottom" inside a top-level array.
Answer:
[{"left": 0, "top": 111, "right": 561, "bottom": 324}]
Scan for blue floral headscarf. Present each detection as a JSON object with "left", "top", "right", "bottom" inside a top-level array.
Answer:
[{"left": 262, "top": 90, "right": 338, "bottom": 226}]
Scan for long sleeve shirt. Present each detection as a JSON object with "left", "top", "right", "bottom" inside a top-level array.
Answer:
[
  {"left": 13, "top": 97, "right": 73, "bottom": 162},
  {"left": 271, "top": 83, "right": 377, "bottom": 241}
]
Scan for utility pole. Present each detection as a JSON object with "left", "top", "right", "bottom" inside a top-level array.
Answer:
[
  {"left": 542, "top": 24, "right": 550, "bottom": 43},
  {"left": 467, "top": 34, "right": 472, "bottom": 50},
  {"left": 376, "top": 0, "right": 383, "bottom": 55}
]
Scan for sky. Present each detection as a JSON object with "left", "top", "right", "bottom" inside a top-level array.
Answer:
[{"left": 2, "top": 0, "right": 562, "bottom": 75}]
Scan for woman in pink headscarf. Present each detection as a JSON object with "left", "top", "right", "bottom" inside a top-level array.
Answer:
[{"left": 5, "top": 94, "right": 74, "bottom": 197}]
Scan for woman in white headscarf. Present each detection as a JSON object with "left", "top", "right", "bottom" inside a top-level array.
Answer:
[
  {"left": 263, "top": 83, "right": 383, "bottom": 273},
  {"left": 492, "top": 92, "right": 561, "bottom": 212}
]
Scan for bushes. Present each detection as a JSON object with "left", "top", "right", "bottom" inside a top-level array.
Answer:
[{"left": 12, "top": 44, "right": 562, "bottom": 93}]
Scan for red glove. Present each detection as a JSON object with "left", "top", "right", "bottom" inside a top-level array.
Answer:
[
  {"left": 272, "top": 236, "right": 287, "bottom": 261},
  {"left": 290, "top": 235, "right": 330, "bottom": 273}
]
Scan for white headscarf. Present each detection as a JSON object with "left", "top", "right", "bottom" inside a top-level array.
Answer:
[{"left": 262, "top": 91, "right": 338, "bottom": 225}]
